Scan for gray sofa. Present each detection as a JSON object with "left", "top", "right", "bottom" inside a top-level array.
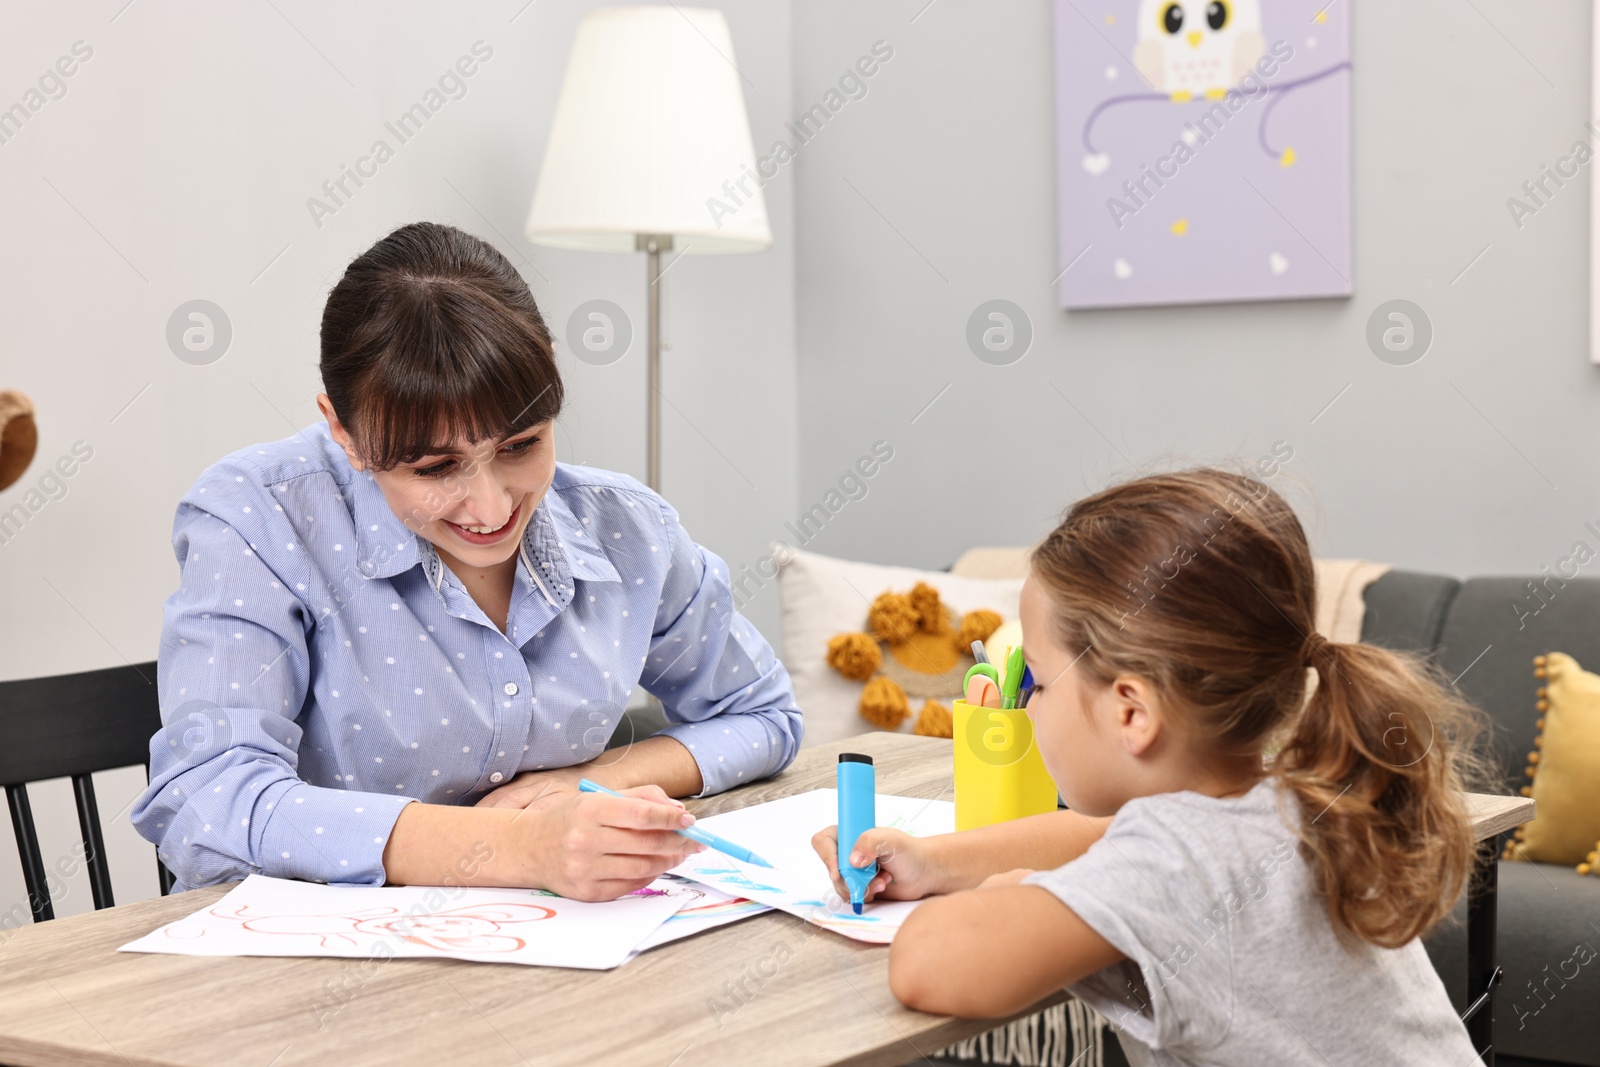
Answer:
[{"left": 1365, "top": 571, "right": 1598, "bottom": 1067}]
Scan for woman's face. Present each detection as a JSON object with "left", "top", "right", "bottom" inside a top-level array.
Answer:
[{"left": 320, "top": 395, "right": 555, "bottom": 570}]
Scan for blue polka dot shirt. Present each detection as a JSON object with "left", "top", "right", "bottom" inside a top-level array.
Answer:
[{"left": 131, "top": 422, "right": 802, "bottom": 891}]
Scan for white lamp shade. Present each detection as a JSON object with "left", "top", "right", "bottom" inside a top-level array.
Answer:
[{"left": 525, "top": 6, "right": 772, "bottom": 254}]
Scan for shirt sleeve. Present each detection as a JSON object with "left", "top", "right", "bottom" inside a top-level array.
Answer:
[
  {"left": 639, "top": 498, "right": 803, "bottom": 797},
  {"left": 1020, "top": 798, "right": 1238, "bottom": 1053},
  {"left": 131, "top": 476, "right": 415, "bottom": 889}
]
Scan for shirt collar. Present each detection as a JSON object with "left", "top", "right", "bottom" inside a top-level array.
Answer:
[
  {"left": 349, "top": 465, "right": 620, "bottom": 587},
  {"left": 522, "top": 483, "right": 622, "bottom": 587},
  {"left": 350, "top": 470, "right": 423, "bottom": 581}
]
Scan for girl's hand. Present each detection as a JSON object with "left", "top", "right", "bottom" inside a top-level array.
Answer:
[
  {"left": 810, "top": 825, "right": 948, "bottom": 905},
  {"left": 512, "top": 785, "right": 705, "bottom": 901},
  {"left": 977, "top": 867, "right": 1036, "bottom": 890}
]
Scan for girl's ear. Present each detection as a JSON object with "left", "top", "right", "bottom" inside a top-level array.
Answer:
[
  {"left": 316, "top": 393, "right": 367, "bottom": 473},
  {"left": 1111, "top": 676, "right": 1162, "bottom": 756}
]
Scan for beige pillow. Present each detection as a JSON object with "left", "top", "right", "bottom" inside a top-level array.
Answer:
[{"left": 775, "top": 546, "right": 1023, "bottom": 747}]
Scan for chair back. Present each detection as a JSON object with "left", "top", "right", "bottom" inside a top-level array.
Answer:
[{"left": 0, "top": 661, "right": 168, "bottom": 922}]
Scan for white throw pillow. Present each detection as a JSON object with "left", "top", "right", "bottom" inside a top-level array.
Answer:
[{"left": 775, "top": 545, "right": 1025, "bottom": 747}]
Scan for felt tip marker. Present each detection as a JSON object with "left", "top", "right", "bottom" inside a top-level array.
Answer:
[
  {"left": 836, "top": 753, "right": 877, "bottom": 914},
  {"left": 576, "top": 778, "right": 773, "bottom": 867}
]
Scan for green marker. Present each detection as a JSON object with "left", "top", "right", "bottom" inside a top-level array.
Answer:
[{"left": 1000, "top": 645, "right": 1025, "bottom": 709}]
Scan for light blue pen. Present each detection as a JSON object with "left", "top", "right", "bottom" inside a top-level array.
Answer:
[{"left": 576, "top": 778, "right": 773, "bottom": 868}]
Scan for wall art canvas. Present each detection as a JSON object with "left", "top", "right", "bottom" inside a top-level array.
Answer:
[{"left": 1055, "top": 0, "right": 1352, "bottom": 308}]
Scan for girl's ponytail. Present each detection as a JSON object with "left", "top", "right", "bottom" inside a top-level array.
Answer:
[
  {"left": 1031, "top": 468, "right": 1495, "bottom": 949},
  {"left": 1276, "top": 638, "right": 1489, "bottom": 948}
]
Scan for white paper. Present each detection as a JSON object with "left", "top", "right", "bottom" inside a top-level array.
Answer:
[
  {"left": 119, "top": 873, "right": 693, "bottom": 970},
  {"left": 667, "top": 789, "right": 955, "bottom": 944},
  {"left": 628, "top": 873, "right": 772, "bottom": 953}
]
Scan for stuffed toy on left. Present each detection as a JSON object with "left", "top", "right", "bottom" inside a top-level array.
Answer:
[{"left": 0, "top": 391, "right": 37, "bottom": 491}]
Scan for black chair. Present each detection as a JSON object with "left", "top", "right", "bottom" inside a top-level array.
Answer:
[{"left": 0, "top": 661, "right": 171, "bottom": 923}]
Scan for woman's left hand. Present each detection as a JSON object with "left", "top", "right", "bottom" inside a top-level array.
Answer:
[
  {"left": 977, "top": 867, "right": 1037, "bottom": 890},
  {"left": 474, "top": 768, "right": 686, "bottom": 815},
  {"left": 475, "top": 768, "right": 587, "bottom": 810}
]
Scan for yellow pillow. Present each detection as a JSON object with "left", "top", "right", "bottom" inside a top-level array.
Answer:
[{"left": 1502, "top": 653, "right": 1600, "bottom": 874}]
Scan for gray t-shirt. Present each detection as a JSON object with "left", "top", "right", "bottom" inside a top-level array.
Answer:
[{"left": 1022, "top": 778, "right": 1477, "bottom": 1066}]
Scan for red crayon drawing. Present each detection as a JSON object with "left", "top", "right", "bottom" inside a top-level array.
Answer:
[{"left": 165, "top": 901, "right": 558, "bottom": 953}]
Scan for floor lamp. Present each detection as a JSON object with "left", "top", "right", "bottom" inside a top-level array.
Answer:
[{"left": 524, "top": 6, "right": 772, "bottom": 492}]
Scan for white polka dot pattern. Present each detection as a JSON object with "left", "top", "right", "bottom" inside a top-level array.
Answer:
[{"left": 131, "top": 422, "right": 803, "bottom": 892}]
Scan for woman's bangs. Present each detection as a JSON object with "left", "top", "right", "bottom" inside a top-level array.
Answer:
[{"left": 354, "top": 319, "right": 562, "bottom": 471}]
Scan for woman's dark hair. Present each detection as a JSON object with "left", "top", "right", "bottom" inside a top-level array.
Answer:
[
  {"left": 320, "top": 221, "right": 563, "bottom": 471},
  {"left": 1030, "top": 468, "right": 1494, "bottom": 949}
]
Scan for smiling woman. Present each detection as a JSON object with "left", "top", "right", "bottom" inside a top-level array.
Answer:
[{"left": 131, "top": 222, "right": 803, "bottom": 902}]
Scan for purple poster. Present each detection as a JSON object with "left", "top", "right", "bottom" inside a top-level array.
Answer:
[{"left": 1054, "top": 1, "right": 1352, "bottom": 309}]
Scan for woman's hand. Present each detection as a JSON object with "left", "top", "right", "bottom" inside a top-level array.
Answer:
[
  {"left": 475, "top": 767, "right": 590, "bottom": 810},
  {"left": 977, "top": 867, "right": 1036, "bottom": 890},
  {"left": 510, "top": 785, "right": 706, "bottom": 901},
  {"left": 810, "top": 824, "right": 949, "bottom": 906}
]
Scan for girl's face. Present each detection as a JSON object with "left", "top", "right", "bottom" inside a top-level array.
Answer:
[
  {"left": 321, "top": 395, "right": 555, "bottom": 571},
  {"left": 1018, "top": 575, "right": 1147, "bottom": 818}
]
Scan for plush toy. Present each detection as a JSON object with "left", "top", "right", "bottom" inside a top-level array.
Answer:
[
  {"left": 0, "top": 391, "right": 37, "bottom": 492},
  {"left": 825, "top": 581, "right": 1003, "bottom": 738}
]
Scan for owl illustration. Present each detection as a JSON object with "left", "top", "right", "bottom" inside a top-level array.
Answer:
[{"left": 1133, "top": 0, "right": 1266, "bottom": 99}]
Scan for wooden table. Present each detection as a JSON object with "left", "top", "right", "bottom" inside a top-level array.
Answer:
[
  {"left": 0, "top": 733, "right": 1065, "bottom": 1067},
  {"left": 0, "top": 734, "right": 1534, "bottom": 1067},
  {"left": 1462, "top": 792, "right": 1536, "bottom": 1067}
]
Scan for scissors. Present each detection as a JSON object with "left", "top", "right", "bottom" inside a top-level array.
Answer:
[{"left": 963, "top": 662, "right": 1002, "bottom": 708}]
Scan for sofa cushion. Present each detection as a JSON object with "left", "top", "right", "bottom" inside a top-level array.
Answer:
[
  {"left": 1359, "top": 569, "right": 1461, "bottom": 654},
  {"left": 1505, "top": 653, "right": 1600, "bottom": 870},
  {"left": 1424, "top": 860, "right": 1600, "bottom": 1067},
  {"left": 1433, "top": 577, "right": 1600, "bottom": 794}
]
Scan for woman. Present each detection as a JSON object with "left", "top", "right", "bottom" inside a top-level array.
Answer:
[{"left": 133, "top": 222, "right": 803, "bottom": 901}]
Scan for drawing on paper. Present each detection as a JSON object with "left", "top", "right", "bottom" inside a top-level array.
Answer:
[
  {"left": 668, "top": 789, "right": 955, "bottom": 945},
  {"left": 167, "top": 901, "right": 558, "bottom": 953},
  {"left": 122, "top": 874, "right": 696, "bottom": 970}
]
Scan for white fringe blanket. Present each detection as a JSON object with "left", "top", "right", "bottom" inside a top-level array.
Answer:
[{"left": 937, "top": 1000, "right": 1107, "bottom": 1067}]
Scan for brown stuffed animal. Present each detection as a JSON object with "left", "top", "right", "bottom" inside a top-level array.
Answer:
[
  {"left": 825, "top": 581, "right": 1003, "bottom": 737},
  {"left": 0, "top": 391, "right": 37, "bottom": 492}
]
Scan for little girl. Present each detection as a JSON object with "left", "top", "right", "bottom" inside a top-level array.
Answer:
[{"left": 814, "top": 469, "right": 1487, "bottom": 1065}]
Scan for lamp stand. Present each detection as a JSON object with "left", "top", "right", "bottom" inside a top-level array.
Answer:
[{"left": 637, "top": 233, "right": 672, "bottom": 491}]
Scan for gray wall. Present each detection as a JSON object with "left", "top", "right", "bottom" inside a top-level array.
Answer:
[
  {"left": 790, "top": 1, "right": 1600, "bottom": 581},
  {"left": 0, "top": 0, "right": 795, "bottom": 918}
]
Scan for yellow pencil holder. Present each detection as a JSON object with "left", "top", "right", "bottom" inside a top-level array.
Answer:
[{"left": 952, "top": 700, "right": 1060, "bottom": 830}]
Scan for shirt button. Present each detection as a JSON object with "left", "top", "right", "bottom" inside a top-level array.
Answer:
[
  {"left": 503, "top": 682, "right": 518, "bottom": 696},
  {"left": 489, "top": 772, "right": 504, "bottom": 783}
]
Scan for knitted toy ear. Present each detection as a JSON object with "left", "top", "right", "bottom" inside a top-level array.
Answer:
[
  {"left": 826, "top": 632, "right": 881, "bottom": 682},
  {"left": 0, "top": 391, "right": 37, "bottom": 492},
  {"left": 913, "top": 699, "right": 952, "bottom": 738},
  {"left": 860, "top": 675, "right": 911, "bottom": 730},
  {"left": 868, "top": 591, "right": 918, "bottom": 644},
  {"left": 953, "top": 609, "right": 1002, "bottom": 653},
  {"left": 908, "top": 582, "right": 948, "bottom": 634}
]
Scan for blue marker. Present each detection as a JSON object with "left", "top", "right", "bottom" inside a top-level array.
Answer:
[
  {"left": 1017, "top": 665, "right": 1035, "bottom": 707},
  {"left": 836, "top": 753, "right": 877, "bottom": 914},
  {"left": 576, "top": 778, "right": 773, "bottom": 868}
]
